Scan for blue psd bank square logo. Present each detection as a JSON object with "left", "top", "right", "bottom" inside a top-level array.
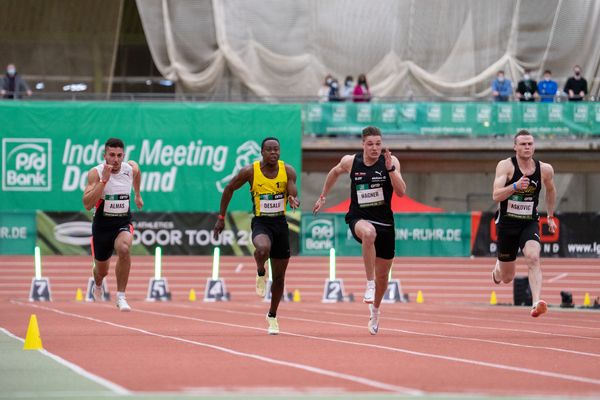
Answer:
[{"left": 2, "top": 138, "right": 52, "bottom": 191}]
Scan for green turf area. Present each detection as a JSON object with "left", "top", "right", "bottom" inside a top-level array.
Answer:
[{"left": 0, "top": 329, "right": 111, "bottom": 399}]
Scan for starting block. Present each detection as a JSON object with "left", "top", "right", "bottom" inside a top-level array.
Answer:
[
  {"left": 146, "top": 278, "right": 171, "bottom": 301},
  {"left": 204, "top": 278, "right": 230, "bottom": 302},
  {"left": 382, "top": 279, "right": 407, "bottom": 303},
  {"left": 29, "top": 278, "right": 51, "bottom": 302},
  {"left": 85, "top": 277, "right": 110, "bottom": 301}
]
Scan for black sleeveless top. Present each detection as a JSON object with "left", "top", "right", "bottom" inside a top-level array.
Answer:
[
  {"left": 498, "top": 156, "right": 542, "bottom": 224},
  {"left": 345, "top": 153, "right": 394, "bottom": 226}
]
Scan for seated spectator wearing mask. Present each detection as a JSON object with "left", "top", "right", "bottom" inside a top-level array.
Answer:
[
  {"left": 537, "top": 70, "right": 558, "bottom": 103},
  {"left": 1, "top": 64, "right": 32, "bottom": 99},
  {"left": 342, "top": 76, "right": 354, "bottom": 100},
  {"left": 328, "top": 78, "right": 343, "bottom": 102},
  {"left": 563, "top": 65, "right": 588, "bottom": 102},
  {"left": 491, "top": 70, "right": 512, "bottom": 102},
  {"left": 516, "top": 69, "right": 537, "bottom": 102}
]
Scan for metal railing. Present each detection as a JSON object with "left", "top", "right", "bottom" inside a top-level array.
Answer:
[{"left": 2, "top": 91, "right": 598, "bottom": 103}]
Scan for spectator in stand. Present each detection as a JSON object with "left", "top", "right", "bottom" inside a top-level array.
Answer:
[
  {"left": 563, "top": 65, "right": 588, "bottom": 101},
  {"left": 537, "top": 70, "right": 558, "bottom": 103},
  {"left": 318, "top": 74, "right": 333, "bottom": 102},
  {"left": 1, "top": 64, "right": 32, "bottom": 99},
  {"left": 342, "top": 75, "right": 354, "bottom": 100},
  {"left": 353, "top": 73, "right": 371, "bottom": 102},
  {"left": 328, "top": 78, "right": 343, "bottom": 102},
  {"left": 516, "top": 69, "right": 537, "bottom": 102},
  {"left": 491, "top": 70, "right": 512, "bottom": 102}
]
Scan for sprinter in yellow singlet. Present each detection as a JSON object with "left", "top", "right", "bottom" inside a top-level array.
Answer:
[{"left": 213, "top": 137, "right": 300, "bottom": 335}]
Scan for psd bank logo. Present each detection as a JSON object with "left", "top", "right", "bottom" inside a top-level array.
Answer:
[
  {"left": 2, "top": 138, "right": 52, "bottom": 191},
  {"left": 304, "top": 218, "right": 334, "bottom": 251}
]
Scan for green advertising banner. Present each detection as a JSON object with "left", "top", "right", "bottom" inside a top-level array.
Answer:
[
  {"left": 303, "top": 102, "right": 600, "bottom": 136},
  {"left": 301, "top": 213, "right": 471, "bottom": 257},
  {"left": 0, "top": 211, "right": 36, "bottom": 254},
  {"left": 0, "top": 102, "right": 301, "bottom": 212}
]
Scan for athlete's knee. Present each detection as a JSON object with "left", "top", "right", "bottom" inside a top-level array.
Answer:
[
  {"left": 361, "top": 227, "right": 377, "bottom": 244},
  {"left": 254, "top": 246, "right": 269, "bottom": 260},
  {"left": 501, "top": 273, "right": 515, "bottom": 284},
  {"left": 525, "top": 252, "right": 540, "bottom": 267},
  {"left": 94, "top": 263, "right": 109, "bottom": 278},
  {"left": 497, "top": 261, "right": 516, "bottom": 283},
  {"left": 95, "top": 269, "right": 108, "bottom": 279},
  {"left": 115, "top": 241, "right": 131, "bottom": 257}
]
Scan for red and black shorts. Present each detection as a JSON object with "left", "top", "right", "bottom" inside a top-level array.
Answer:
[
  {"left": 91, "top": 222, "right": 133, "bottom": 262},
  {"left": 251, "top": 216, "right": 290, "bottom": 259}
]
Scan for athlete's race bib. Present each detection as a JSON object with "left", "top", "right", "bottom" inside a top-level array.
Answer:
[
  {"left": 507, "top": 197, "right": 534, "bottom": 219},
  {"left": 259, "top": 194, "right": 285, "bottom": 216},
  {"left": 356, "top": 184, "right": 384, "bottom": 207},
  {"left": 103, "top": 194, "right": 130, "bottom": 216}
]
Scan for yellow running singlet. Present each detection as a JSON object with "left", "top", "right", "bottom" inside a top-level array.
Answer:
[{"left": 251, "top": 160, "right": 288, "bottom": 217}]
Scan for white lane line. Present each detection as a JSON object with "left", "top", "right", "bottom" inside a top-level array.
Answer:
[
  {"left": 0, "top": 327, "right": 130, "bottom": 395},
  {"left": 117, "top": 304, "right": 600, "bottom": 387},
  {"left": 312, "top": 308, "right": 600, "bottom": 340},
  {"left": 393, "top": 307, "right": 600, "bottom": 331},
  {"left": 293, "top": 302, "right": 600, "bottom": 332},
  {"left": 548, "top": 272, "right": 569, "bottom": 283},
  {"left": 199, "top": 305, "right": 600, "bottom": 359},
  {"left": 10, "top": 301, "right": 421, "bottom": 395}
]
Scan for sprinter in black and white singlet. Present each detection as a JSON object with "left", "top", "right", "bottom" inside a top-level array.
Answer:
[
  {"left": 83, "top": 138, "right": 143, "bottom": 312},
  {"left": 213, "top": 137, "right": 299, "bottom": 335},
  {"left": 492, "top": 130, "right": 557, "bottom": 318},
  {"left": 313, "top": 126, "right": 406, "bottom": 335}
]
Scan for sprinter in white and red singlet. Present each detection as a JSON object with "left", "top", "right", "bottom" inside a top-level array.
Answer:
[{"left": 83, "top": 138, "right": 143, "bottom": 312}]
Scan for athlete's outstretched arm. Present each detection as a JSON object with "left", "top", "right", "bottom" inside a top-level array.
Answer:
[
  {"left": 541, "top": 162, "right": 557, "bottom": 233},
  {"left": 285, "top": 164, "right": 300, "bottom": 210},
  {"left": 312, "top": 155, "right": 353, "bottom": 214},
  {"left": 128, "top": 160, "right": 143, "bottom": 210},
  {"left": 213, "top": 165, "right": 252, "bottom": 239}
]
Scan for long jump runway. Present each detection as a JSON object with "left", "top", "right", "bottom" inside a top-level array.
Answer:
[{"left": 1, "top": 256, "right": 599, "bottom": 399}]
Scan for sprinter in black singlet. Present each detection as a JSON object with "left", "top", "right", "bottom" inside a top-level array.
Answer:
[
  {"left": 313, "top": 126, "right": 407, "bottom": 335},
  {"left": 492, "top": 130, "right": 557, "bottom": 318},
  {"left": 83, "top": 138, "right": 143, "bottom": 312},
  {"left": 213, "top": 137, "right": 299, "bottom": 335}
]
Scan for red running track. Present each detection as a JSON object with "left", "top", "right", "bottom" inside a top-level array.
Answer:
[
  {"left": 0, "top": 255, "right": 598, "bottom": 305},
  {"left": 1, "top": 298, "right": 600, "bottom": 397},
  {"left": 1, "top": 255, "right": 600, "bottom": 397}
]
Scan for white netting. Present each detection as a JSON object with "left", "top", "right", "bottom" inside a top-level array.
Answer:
[{"left": 137, "top": 0, "right": 600, "bottom": 99}]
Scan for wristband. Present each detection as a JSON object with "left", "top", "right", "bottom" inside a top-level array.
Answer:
[
  {"left": 217, "top": 215, "right": 225, "bottom": 220},
  {"left": 99, "top": 179, "right": 106, "bottom": 185},
  {"left": 319, "top": 195, "right": 326, "bottom": 200},
  {"left": 513, "top": 182, "right": 517, "bottom": 190}
]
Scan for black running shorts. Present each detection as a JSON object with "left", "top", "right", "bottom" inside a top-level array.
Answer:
[
  {"left": 251, "top": 216, "right": 291, "bottom": 259},
  {"left": 91, "top": 223, "right": 133, "bottom": 262},
  {"left": 348, "top": 218, "right": 395, "bottom": 260},
  {"left": 496, "top": 220, "right": 540, "bottom": 262}
]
